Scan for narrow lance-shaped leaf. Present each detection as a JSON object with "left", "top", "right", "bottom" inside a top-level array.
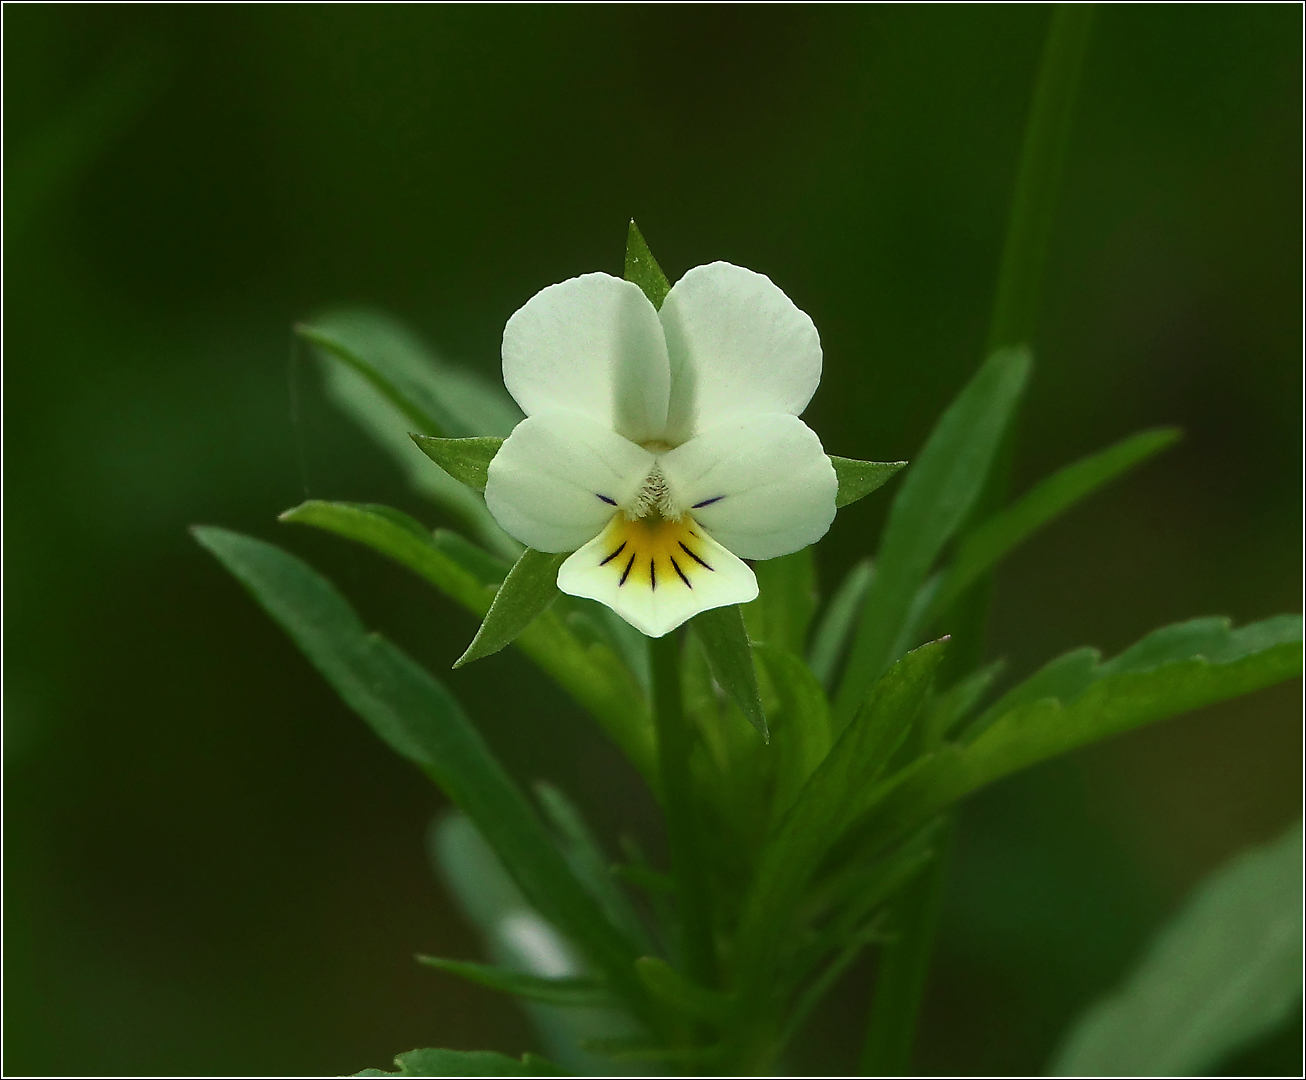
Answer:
[
  {"left": 192, "top": 527, "right": 649, "bottom": 1011},
  {"left": 807, "top": 558, "right": 873, "bottom": 691},
  {"left": 355, "top": 1048, "right": 567, "bottom": 1078},
  {"left": 416, "top": 956, "right": 612, "bottom": 1008},
  {"left": 634, "top": 956, "right": 733, "bottom": 1024},
  {"left": 924, "top": 427, "right": 1181, "bottom": 622},
  {"left": 830, "top": 457, "right": 907, "bottom": 509},
  {"left": 745, "top": 548, "right": 819, "bottom": 658},
  {"left": 412, "top": 435, "right": 504, "bottom": 493},
  {"left": 733, "top": 639, "right": 948, "bottom": 992},
  {"left": 833, "top": 347, "right": 1030, "bottom": 732},
  {"left": 691, "top": 604, "right": 768, "bottom": 739},
  {"left": 457, "top": 548, "right": 569, "bottom": 668},
  {"left": 860, "top": 615, "right": 1303, "bottom": 853},
  {"left": 1050, "top": 821, "right": 1303, "bottom": 1077},
  {"left": 279, "top": 501, "right": 656, "bottom": 782},
  {"left": 624, "top": 220, "right": 672, "bottom": 310}
]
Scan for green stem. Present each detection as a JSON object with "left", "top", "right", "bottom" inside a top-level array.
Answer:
[
  {"left": 859, "top": 824, "right": 953, "bottom": 1076},
  {"left": 650, "top": 632, "right": 717, "bottom": 992},
  {"left": 861, "top": 9, "right": 1096, "bottom": 1074}
]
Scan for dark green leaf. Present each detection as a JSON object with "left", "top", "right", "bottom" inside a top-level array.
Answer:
[
  {"left": 1051, "top": 822, "right": 1303, "bottom": 1077},
  {"left": 280, "top": 501, "right": 656, "bottom": 781},
  {"left": 690, "top": 605, "right": 767, "bottom": 739},
  {"left": 416, "top": 956, "right": 612, "bottom": 1007},
  {"left": 807, "top": 558, "right": 873, "bottom": 691},
  {"left": 624, "top": 220, "right": 671, "bottom": 310},
  {"left": 745, "top": 548, "right": 819, "bottom": 658},
  {"left": 920, "top": 658, "right": 1004, "bottom": 747},
  {"left": 734, "top": 640, "right": 948, "bottom": 990},
  {"left": 633, "top": 956, "right": 732, "bottom": 1023},
  {"left": 926, "top": 427, "right": 1181, "bottom": 620},
  {"left": 867, "top": 616, "right": 1303, "bottom": 849},
  {"left": 456, "top": 548, "right": 569, "bottom": 667},
  {"left": 830, "top": 457, "right": 908, "bottom": 509},
  {"left": 356, "top": 1048, "right": 567, "bottom": 1077},
  {"left": 833, "top": 347, "right": 1030, "bottom": 731},
  {"left": 412, "top": 435, "right": 505, "bottom": 493},
  {"left": 534, "top": 782, "right": 654, "bottom": 955},
  {"left": 192, "top": 527, "right": 647, "bottom": 1010},
  {"left": 754, "top": 644, "right": 833, "bottom": 816}
]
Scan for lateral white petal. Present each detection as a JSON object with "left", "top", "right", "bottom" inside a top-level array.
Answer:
[
  {"left": 484, "top": 411, "right": 654, "bottom": 553},
  {"left": 659, "top": 262, "right": 822, "bottom": 440},
  {"left": 659, "top": 413, "right": 837, "bottom": 560},
  {"left": 502, "top": 272, "right": 671, "bottom": 444},
  {"left": 557, "top": 514, "right": 758, "bottom": 638}
]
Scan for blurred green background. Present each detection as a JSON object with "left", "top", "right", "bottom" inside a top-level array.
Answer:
[{"left": 5, "top": 5, "right": 1300, "bottom": 1076}]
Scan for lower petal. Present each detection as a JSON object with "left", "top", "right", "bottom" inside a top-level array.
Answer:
[
  {"left": 557, "top": 513, "right": 758, "bottom": 638},
  {"left": 658, "top": 414, "right": 838, "bottom": 560}
]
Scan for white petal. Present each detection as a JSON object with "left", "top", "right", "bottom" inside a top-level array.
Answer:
[
  {"left": 557, "top": 513, "right": 758, "bottom": 638},
  {"left": 485, "top": 411, "right": 654, "bottom": 553},
  {"left": 659, "top": 414, "right": 837, "bottom": 560},
  {"left": 659, "top": 262, "right": 822, "bottom": 441},
  {"left": 502, "top": 272, "right": 671, "bottom": 444}
]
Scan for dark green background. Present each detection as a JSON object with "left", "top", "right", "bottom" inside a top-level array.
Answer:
[{"left": 5, "top": 6, "right": 1300, "bottom": 1076}]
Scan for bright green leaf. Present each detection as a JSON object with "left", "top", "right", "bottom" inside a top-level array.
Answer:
[
  {"left": 691, "top": 605, "right": 767, "bottom": 739},
  {"left": 807, "top": 558, "right": 873, "bottom": 691},
  {"left": 456, "top": 548, "right": 569, "bottom": 667},
  {"left": 633, "top": 956, "right": 732, "bottom": 1023},
  {"left": 412, "top": 435, "right": 505, "bottom": 493},
  {"left": 356, "top": 1048, "right": 567, "bottom": 1077},
  {"left": 416, "top": 956, "right": 612, "bottom": 1008},
  {"left": 830, "top": 457, "right": 908, "bottom": 509},
  {"left": 926, "top": 427, "right": 1181, "bottom": 621},
  {"left": 280, "top": 501, "right": 655, "bottom": 781},
  {"left": 1050, "top": 822, "right": 1303, "bottom": 1077},
  {"left": 192, "top": 527, "right": 647, "bottom": 1010},
  {"left": 624, "top": 220, "right": 671, "bottom": 310},
  {"left": 833, "top": 347, "right": 1030, "bottom": 731}
]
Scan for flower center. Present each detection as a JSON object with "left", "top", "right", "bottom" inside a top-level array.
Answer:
[
  {"left": 588, "top": 512, "right": 716, "bottom": 593},
  {"left": 627, "top": 463, "right": 680, "bottom": 521}
]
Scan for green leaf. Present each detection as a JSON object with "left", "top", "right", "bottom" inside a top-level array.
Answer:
[
  {"left": 634, "top": 956, "right": 732, "bottom": 1023},
  {"left": 745, "top": 548, "right": 819, "bottom": 658},
  {"left": 920, "top": 658, "right": 1004, "bottom": 747},
  {"left": 412, "top": 435, "right": 505, "bottom": 493},
  {"left": 833, "top": 347, "right": 1030, "bottom": 731},
  {"left": 280, "top": 501, "right": 656, "bottom": 781},
  {"left": 866, "top": 615, "right": 1303, "bottom": 849},
  {"left": 533, "top": 781, "right": 654, "bottom": 955},
  {"left": 624, "top": 220, "right": 672, "bottom": 310},
  {"left": 192, "top": 527, "right": 647, "bottom": 1010},
  {"left": 830, "top": 457, "right": 908, "bottom": 509},
  {"left": 690, "top": 605, "right": 767, "bottom": 739},
  {"left": 416, "top": 956, "right": 612, "bottom": 1008},
  {"left": 1050, "top": 822, "right": 1303, "bottom": 1077},
  {"left": 734, "top": 639, "right": 948, "bottom": 989},
  {"left": 754, "top": 644, "right": 833, "bottom": 816},
  {"left": 926, "top": 427, "right": 1181, "bottom": 621},
  {"left": 807, "top": 558, "right": 873, "bottom": 691},
  {"left": 356, "top": 1048, "right": 567, "bottom": 1077},
  {"left": 456, "top": 548, "right": 569, "bottom": 668}
]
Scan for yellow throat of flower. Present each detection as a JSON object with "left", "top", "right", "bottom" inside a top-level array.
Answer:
[{"left": 593, "top": 511, "right": 717, "bottom": 593}]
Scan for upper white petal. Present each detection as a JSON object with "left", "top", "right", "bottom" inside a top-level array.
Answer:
[
  {"left": 658, "top": 262, "right": 822, "bottom": 441},
  {"left": 658, "top": 413, "right": 837, "bottom": 560},
  {"left": 484, "top": 411, "right": 654, "bottom": 553},
  {"left": 502, "top": 272, "right": 671, "bottom": 444}
]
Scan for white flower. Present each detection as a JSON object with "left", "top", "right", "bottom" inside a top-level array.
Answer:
[{"left": 484, "top": 262, "right": 838, "bottom": 638}]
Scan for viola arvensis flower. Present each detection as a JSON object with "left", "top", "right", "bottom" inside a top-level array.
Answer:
[{"left": 485, "top": 262, "right": 837, "bottom": 637}]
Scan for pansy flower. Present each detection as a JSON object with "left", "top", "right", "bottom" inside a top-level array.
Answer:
[{"left": 485, "top": 262, "right": 837, "bottom": 637}]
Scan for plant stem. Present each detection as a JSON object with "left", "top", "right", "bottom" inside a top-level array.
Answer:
[
  {"left": 860, "top": 8, "right": 1096, "bottom": 1074},
  {"left": 859, "top": 824, "right": 953, "bottom": 1076},
  {"left": 650, "top": 631, "right": 717, "bottom": 992}
]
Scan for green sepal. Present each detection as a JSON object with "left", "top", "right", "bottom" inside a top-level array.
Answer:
[
  {"left": 690, "top": 604, "right": 768, "bottom": 740},
  {"left": 355, "top": 1048, "right": 567, "bottom": 1077},
  {"left": 412, "top": 435, "right": 504, "bottom": 493},
  {"left": 633, "top": 956, "right": 733, "bottom": 1024},
  {"left": 456, "top": 548, "right": 569, "bottom": 667},
  {"left": 416, "top": 956, "right": 612, "bottom": 1007},
  {"left": 830, "top": 457, "right": 908, "bottom": 509},
  {"left": 624, "top": 220, "right": 672, "bottom": 310}
]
